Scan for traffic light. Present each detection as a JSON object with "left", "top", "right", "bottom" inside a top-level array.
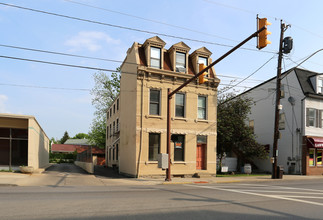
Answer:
[
  {"left": 257, "top": 17, "right": 271, "bottom": 49},
  {"left": 198, "top": 63, "right": 208, "bottom": 84}
]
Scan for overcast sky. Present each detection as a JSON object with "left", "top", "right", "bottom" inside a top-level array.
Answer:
[{"left": 1, "top": 0, "right": 323, "bottom": 139}]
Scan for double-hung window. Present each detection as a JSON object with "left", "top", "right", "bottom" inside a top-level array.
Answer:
[
  {"left": 175, "top": 93, "right": 185, "bottom": 117},
  {"left": 318, "top": 78, "right": 323, "bottom": 94},
  {"left": 176, "top": 52, "right": 186, "bottom": 72},
  {"left": 198, "top": 56, "right": 208, "bottom": 77},
  {"left": 198, "top": 96, "right": 207, "bottom": 120},
  {"left": 173, "top": 135, "right": 185, "bottom": 161},
  {"left": 149, "top": 133, "right": 160, "bottom": 161},
  {"left": 150, "top": 47, "right": 161, "bottom": 69},
  {"left": 307, "top": 108, "right": 316, "bottom": 127},
  {"left": 150, "top": 89, "right": 160, "bottom": 115}
]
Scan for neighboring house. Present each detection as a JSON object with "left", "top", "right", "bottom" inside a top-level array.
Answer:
[
  {"left": 0, "top": 113, "right": 50, "bottom": 172},
  {"left": 51, "top": 141, "right": 105, "bottom": 165},
  {"left": 106, "top": 36, "right": 220, "bottom": 177},
  {"left": 241, "top": 67, "right": 323, "bottom": 175}
]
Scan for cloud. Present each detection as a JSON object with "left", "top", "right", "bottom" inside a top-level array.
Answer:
[
  {"left": 0, "top": 94, "right": 9, "bottom": 113},
  {"left": 65, "top": 31, "right": 120, "bottom": 52}
]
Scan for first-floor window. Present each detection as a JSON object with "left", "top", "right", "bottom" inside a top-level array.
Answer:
[
  {"left": 149, "top": 133, "right": 160, "bottom": 161},
  {"left": 309, "top": 148, "right": 315, "bottom": 166},
  {"left": 317, "top": 149, "right": 323, "bottom": 166},
  {"left": 116, "top": 144, "right": 119, "bottom": 161},
  {"left": 173, "top": 135, "right": 185, "bottom": 161}
]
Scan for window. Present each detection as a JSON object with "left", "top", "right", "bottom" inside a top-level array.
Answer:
[
  {"left": 113, "top": 121, "right": 115, "bottom": 134},
  {"left": 279, "top": 113, "right": 285, "bottom": 130},
  {"left": 176, "top": 52, "right": 186, "bottom": 72},
  {"left": 150, "top": 47, "right": 161, "bottom": 68},
  {"left": 175, "top": 93, "right": 185, "bottom": 117},
  {"left": 309, "top": 148, "right": 315, "bottom": 166},
  {"left": 198, "top": 56, "right": 208, "bottom": 76},
  {"left": 117, "top": 99, "right": 119, "bottom": 110},
  {"left": 173, "top": 135, "right": 185, "bottom": 161},
  {"left": 113, "top": 104, "right": 116, "bottom": 114},
  {"left": 320, "top": 110, "right": 323, "bottom": 128},
  {"left": 112, "top": 145, "right": 115, "bottom": 160},
  {"left": 116, "top": 118, "right": 119, "bottom": 132},
  {"left": 110, "top": 109, "right": 112, "bottom": 117},
  {"left": 318, "top": 78, "right": 323, "bottom": 94},
  {"left": 116, "top": 144, "right": 119, "bottom": 161},
  {"left": 149, "top": 133, "right": 160, "bottom": 161},
  {"left": 197, "top": 135, "right": 207, "bottom": 144},
  {"left": 198, "top": 96, "right": 207, "bottom": 120},
  {"left": 109, "top": 124, "right": 112, "bottom": 137},
  {"left": 109, "top": 148, "right": 112, "bottom": 160},
  {"left": 149, "top": 89, "right": 160, "bottom": 115},
  {"left": 306, "top": 108, "right": 316, "bottom": 127},
  {"left": 317, "top": 149, "right": 323, "bottom": 166},
  {"left": 106, "top": 126, "right": 109, "bottom": 140},
  {"left": 107, "top": 112, "right": 109, "bottom": 120}
]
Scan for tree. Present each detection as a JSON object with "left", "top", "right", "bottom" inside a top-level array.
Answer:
[
  {"left": 60, "top": 131, "right": 70, "bottom": 144},
  {"left": 88, "top": 69, "right": 120, "bottom": 148},
  {"left": 217, "top": 93, "right": 268, "bottom": 171},
  {"left": 72, "top": 133, "right": 89, "bottom": 139}
]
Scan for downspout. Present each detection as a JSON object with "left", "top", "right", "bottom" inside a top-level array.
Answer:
[{"left": 137, "top": 73, "right": 144, "bottom": 178}]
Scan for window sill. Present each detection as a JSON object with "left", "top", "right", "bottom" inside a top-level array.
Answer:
[
  {"left": 146, "top": 115, "right": 163, "bottom": 120},
  {"left": 145, "top": 161, "right": 158, "bottom": 165},
  {"left": 195, "top": 119, "right": 209, "bottom": 123},
  {"left": 172, "top": 117, "right": 188, "bottom": 122},
  {"left": 171, "top": 161, "right": 187, "bottom": 165}
]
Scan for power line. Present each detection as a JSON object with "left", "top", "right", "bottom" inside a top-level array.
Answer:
[
  {"left": 64, "top": 0, "right": 241, "bottom": 44},
  {"left": 0, "top": 2, "right": 275, "bottom": 54},
  {"left": 0, "top": 83, "right": 90, "bottom": 91},
  {"left": 0, "top": 44, "right": 129, "bottom": 65},
  {"left": 219, "top": 54, "right": 276, "bottom": 94}
]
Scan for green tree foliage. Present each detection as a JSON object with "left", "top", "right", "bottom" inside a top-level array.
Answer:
[
  {"left": 60, "top": 131, "right": 70, "bottom": 144},
  {"left": 72, "top": 133, "right": 89, "bottom": 139},
  {"left": 89, "top": 69, "right": 120, "bottom": 148},
  {"left": 217, "top": 93, "right": 268, "bottom": 169}
]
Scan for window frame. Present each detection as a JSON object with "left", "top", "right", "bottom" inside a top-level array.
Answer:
[
  {"left": 318, "top": 78, "right": 323, "bottom": 94},
  {"left": 197, "top": 95, "right": 207, "bottom": 120},
  {"left": 175, "top": 93, "right": 185, "bottom": 118},
  {"left": 149, "top": 89, "right": 161, "bottom": 116},
  {"left": 175, "top": 51, "right": 186, "bottom": 72},
  {"left": 309, "top": 148, "right": 315, "bottom": 167},
  {"left": 148, "top": 133, "right": 160, "bottom": 161},
  {"left": 173, "top": 134, "right": 185, "bottom": 161},
  {"left": 198, "top": 56, "right": 208, "bottom": 77},
  {"left": 150, "top": 46, "right": 161, "bottom": 69},
  {"left": 307, "top": 108, "right": 316, "bottom": 127}
]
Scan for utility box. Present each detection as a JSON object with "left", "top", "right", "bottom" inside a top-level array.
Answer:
[{"left": 158, "top": 153, "right": 168, "bottom": 169}]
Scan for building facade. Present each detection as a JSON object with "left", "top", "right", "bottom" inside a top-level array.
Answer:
[
  {"left": 0, "top": 113, "right": 49, "bottom": 172},
  {"left": 241, "top": 68, "right": 323, "bottom": 175},
  {"left": 106, "top": 36, "right": 220, "bottom": 177}
]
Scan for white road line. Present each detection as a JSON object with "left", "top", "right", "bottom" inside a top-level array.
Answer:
[
  {"left": 282, "top": 195, "right": 323, "bottom": 199},
  {"left": 188, "top": 185, "right": 323, "bottom": 207},
  {"left": 240, "top": 190, "right": 323, "bottom": 195},
  {"left": 238, "top": 183, "right": 323, "bottom": 192}
]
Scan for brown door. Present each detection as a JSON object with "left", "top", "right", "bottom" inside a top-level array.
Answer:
[{"left": 196, "top": 144, "right": 206, "bottom": 170}]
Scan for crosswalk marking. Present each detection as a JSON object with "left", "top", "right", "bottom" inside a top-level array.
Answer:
[{"left": 187, "top": 184, "right": 323, "bottom": 207}]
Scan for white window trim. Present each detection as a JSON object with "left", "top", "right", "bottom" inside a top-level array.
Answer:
[
  {"left": 175, "top": 92, "right": 186, "bottom": 118},
  {"left": 149, "top": 88, "right": 161, "bottom": 116},
  {"left": 197, "top": 95, "right": 207, "bottom": 120}
]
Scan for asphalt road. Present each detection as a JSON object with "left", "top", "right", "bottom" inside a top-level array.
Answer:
[{"left": 1, "top": 179, "right": 323, "bottom": 220}]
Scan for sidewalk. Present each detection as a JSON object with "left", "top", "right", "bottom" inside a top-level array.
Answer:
[{"left": 1, "top": 171, "right": 323, "bottom": 187}]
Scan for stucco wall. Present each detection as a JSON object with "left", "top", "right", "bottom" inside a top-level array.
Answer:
[{"left": 28, "top": 118, "right": 49, "bottom": 170}]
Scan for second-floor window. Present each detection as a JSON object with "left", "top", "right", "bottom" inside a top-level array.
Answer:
[
  {"left": 198, "top": 96, "right": 207, "bottom": 120},
  {"left": 176, "top": 52, "right": 186, "bottom": 72},
  {"left": 307, "top": 108, "right": 316, "bottom": 127},
  {"left": 150, "top": 89, "right": 160, "bottom": 115},
  {"left": 150, "top": 47, "right": 161, "bottom": 69},
  {"left": 175, "top": 93, "right": 185, "bottom": 117},
  {"left": 198, "top": 56, "right": 208, "bottom": 77}
]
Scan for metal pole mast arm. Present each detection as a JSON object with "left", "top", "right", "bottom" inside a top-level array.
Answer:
[{"left": 168, "top": 26, "right": 266, "bottom": 98}]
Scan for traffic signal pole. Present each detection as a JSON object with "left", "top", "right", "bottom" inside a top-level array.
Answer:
[{"left": 165, "top": 26, "right": 266, "bottom": 181}]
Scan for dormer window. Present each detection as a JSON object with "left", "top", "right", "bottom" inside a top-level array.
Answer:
[
  {"left": 176, "top": 52, "right": 186, "bottom": 72},
  {"left": 198, "top": 56, "right": 208, "bottom": 76},
  {"left": 150, "top": 47, "right": 161, "bottom": 69},
  {"left": 318, "top": 78, "right": 323, "bottom": 94}
]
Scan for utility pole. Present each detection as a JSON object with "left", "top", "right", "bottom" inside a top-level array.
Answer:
[{"left": 272, "top": 20, "right": 287, "bottom": 179}]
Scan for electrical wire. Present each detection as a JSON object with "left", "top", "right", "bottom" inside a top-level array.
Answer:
[{"left": 0, "top": 2, "right": 276, "bottom": 54}]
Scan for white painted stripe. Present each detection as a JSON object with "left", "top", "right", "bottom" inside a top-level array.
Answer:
[
  {"left": 232, "top": 183, "right": 323, "bottom": 193},
  {"left": 241, "top": 190, "right": 323, "bottom": 195},
  {"left": 188, "top": 185, "right": 323, "bottom": 207}
]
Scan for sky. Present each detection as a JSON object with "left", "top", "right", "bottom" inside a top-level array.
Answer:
[{"left": 1, "top": 0, "right": 323, "bottom": 140}]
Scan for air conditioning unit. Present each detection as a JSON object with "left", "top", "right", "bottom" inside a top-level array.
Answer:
[{"left": 176, "top": 67, "right": 186, "bottom": 73}]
